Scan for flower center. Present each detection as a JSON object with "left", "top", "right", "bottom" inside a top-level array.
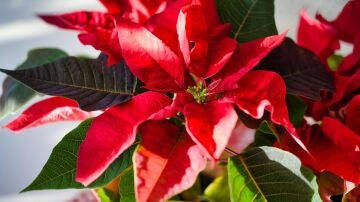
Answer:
[{"left": 186, "top": 83, "right": 208, "bottom": 104}]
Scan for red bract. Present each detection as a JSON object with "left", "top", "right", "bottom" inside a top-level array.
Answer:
[
  {"left": 296, "top": 4, "right": 360, "bottom": 114},
  {"left": 317, "top": 0, "right": 360, "bottom": 75},
  {"left": 280, "top": 117, "right": 360, "bottom": 184},
  {"left": 39, "top": 11, "right": 120, "bottom": 65},
  {"left": 180, "top": 97, "right": 237, "bottom": 160},
  {"left": 279, "top": 121, "right": 360, "bottom": 202},
  {"left": 74, "top": 1, "right": 304, "bottom": 201},
  {"left": 117, "top": 18, "right": 185, "bottom": 92},
  {"left": 4, "top": 97, "right": 95, "bottom": 132},
  {"left": 297, "top": 2, "right": 360, "bottom": 77},
  {"left": 135, "top": 120, "right": 206, "bottom": 201},
  {"left": 330, "top": 69, "right": 360, "bottom": 107},
  {"left": 76, "top": 92, "right": 172, "bottom": 185},
  {"left": 316, "top": 0, "right": 360, "bottom": 44},
  {"left": 99, "top": 0, "right": 123, "bottom": 13},
  {"left": 100, "top": 0, "right": 168, "bottom": 23},
  {"left": 39, "top": 11, "right": 115, "bottom": 31},
  {"left": 322, "top": 117, "right": 360, "bottom": 169},
  {"left": 296, "top": 1, "right": 360, "bottom": 110},
  {"left": 345, "top": 95, "right": 360, "bottom": 134},
  {"left": 297, "top": 10, "right": 339, "bottom": 62},
  {"left": 300, "top": 77, "right": 360, "bottom": 183},
  {"left": 281, "top": 1, "right": 360, "bottom": 186},
  {"left": 116, "top": 0, "right": 298, "bottom": 159},
  {"left": 39, "top": 0, "right": 170, "bottom": 65}
]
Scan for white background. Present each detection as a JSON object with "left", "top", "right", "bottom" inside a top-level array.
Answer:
[{"left": 0, "top": 0, "right": 347, "bottom": 201}]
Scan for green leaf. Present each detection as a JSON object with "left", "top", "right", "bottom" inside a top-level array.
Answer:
[
  {"left": 255, "top": 37, "right": 335, "bottom": 100},
  {"left": 300, "top": 167, "right": 321, "bottom": 202},
  {"left": 228, "top": 146, "right": 317, "bottom": 202},
  {"left": 235, "top": 108, "right": 263, "bottom": 129},
  {"left": 0, "top": 54, "right": 137, "bottom": 111},
  {"left": 23, "top": 119, "right": 135, "bottom": 192},
  {"left": 287, "top": 95, "right": 307, "bottom": 128},
  {"left": 252, "top": 131, "right": 277, "bottom": 147},
  {"left": 252, "top": 121, "right": 277, "bottom": 147},
  {"left": 97, "top": 188, "right": 120, "bottom": 202},
  {"left": 327, "top": 54, "right": 343, "bottom": 71},
  {"left": 257, "top": 121, "right": 272, "bottom": 135},
  {"left": 119, "top": 167, "right": 136, "bottom": 202},
  {"left": 216, "top": 0, "right": 278, "bottom": 43},
  {"left": 0, "top": 48, "right": 68, "bottom": 120},
  {"left": 204, "top": 172, "right": 230, "bottom": 202}
]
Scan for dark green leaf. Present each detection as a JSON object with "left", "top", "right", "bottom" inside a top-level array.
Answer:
[
  {"left": 257, "top": 121, "right": 272, "bottom": 135},
  {"left": 287, "top": 95, "right": 307, "bottom": 128},
  {"left": 235, "top": 107, "right": 264, "bottom": 129},
  {"left": 0, "top": 54, "right": 137, "bottom": 111},
  {"left": 119, "top": 168, "right": 136, "bottom": 202},
  {"left": 300, "top": 167, "right": 321, "bottom": 202},
  {"left": 23, "top": 119, "right": 135, "bottom": 192},
  {"left": 216, "top": 0, "right": 278, "bottom": 43},
  {"left": 252, "top": 130, "right": 277, "bottom": 147},
  {"left": 0, "top": 48, "right": 68, "bottom": 120},
  {"left": 228, "top": 146, "right": 318, "bottom": 202},
  {"left": 255, "top": 37, "right": 335, "bottom": 100},
  {"left": 204, "top": 172, "right": 230, "bottom": 202},
  {"left": 97, "top": 188, "right": 120, "bottom": 202}
]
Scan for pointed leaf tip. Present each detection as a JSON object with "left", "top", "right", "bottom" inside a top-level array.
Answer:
[
  {"left": 0, "top": 48, "right": 68, "bottom": 120},
  {"left": 76, "top": 92, "right": 172, "bottom": 186},
  {"left": 22, "top": 119, "right": 135, "bottom": 192},
  {"left": 1, "top": 54, "right": 137, "bottom": 111},
  {"left": 183, "top": 101, "right": 238, "bottom": 161},
  {"left": 135, "top": 120, "right": 207, "bottom": 202},
  {"left": 4, "top": 97, "right": 95, "bottom": 132}
]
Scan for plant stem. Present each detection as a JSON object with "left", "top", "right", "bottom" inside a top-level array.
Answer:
[
  {"left": 268, "top": 122, "right": 282, "bottom": 146},
  {"left": 225, "top": 147, "right": 239, "bottom": 156}
]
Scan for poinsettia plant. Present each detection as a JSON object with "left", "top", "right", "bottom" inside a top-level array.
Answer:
[{"left": 1, "top": 0, "right": 359, "bottom": 201}]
